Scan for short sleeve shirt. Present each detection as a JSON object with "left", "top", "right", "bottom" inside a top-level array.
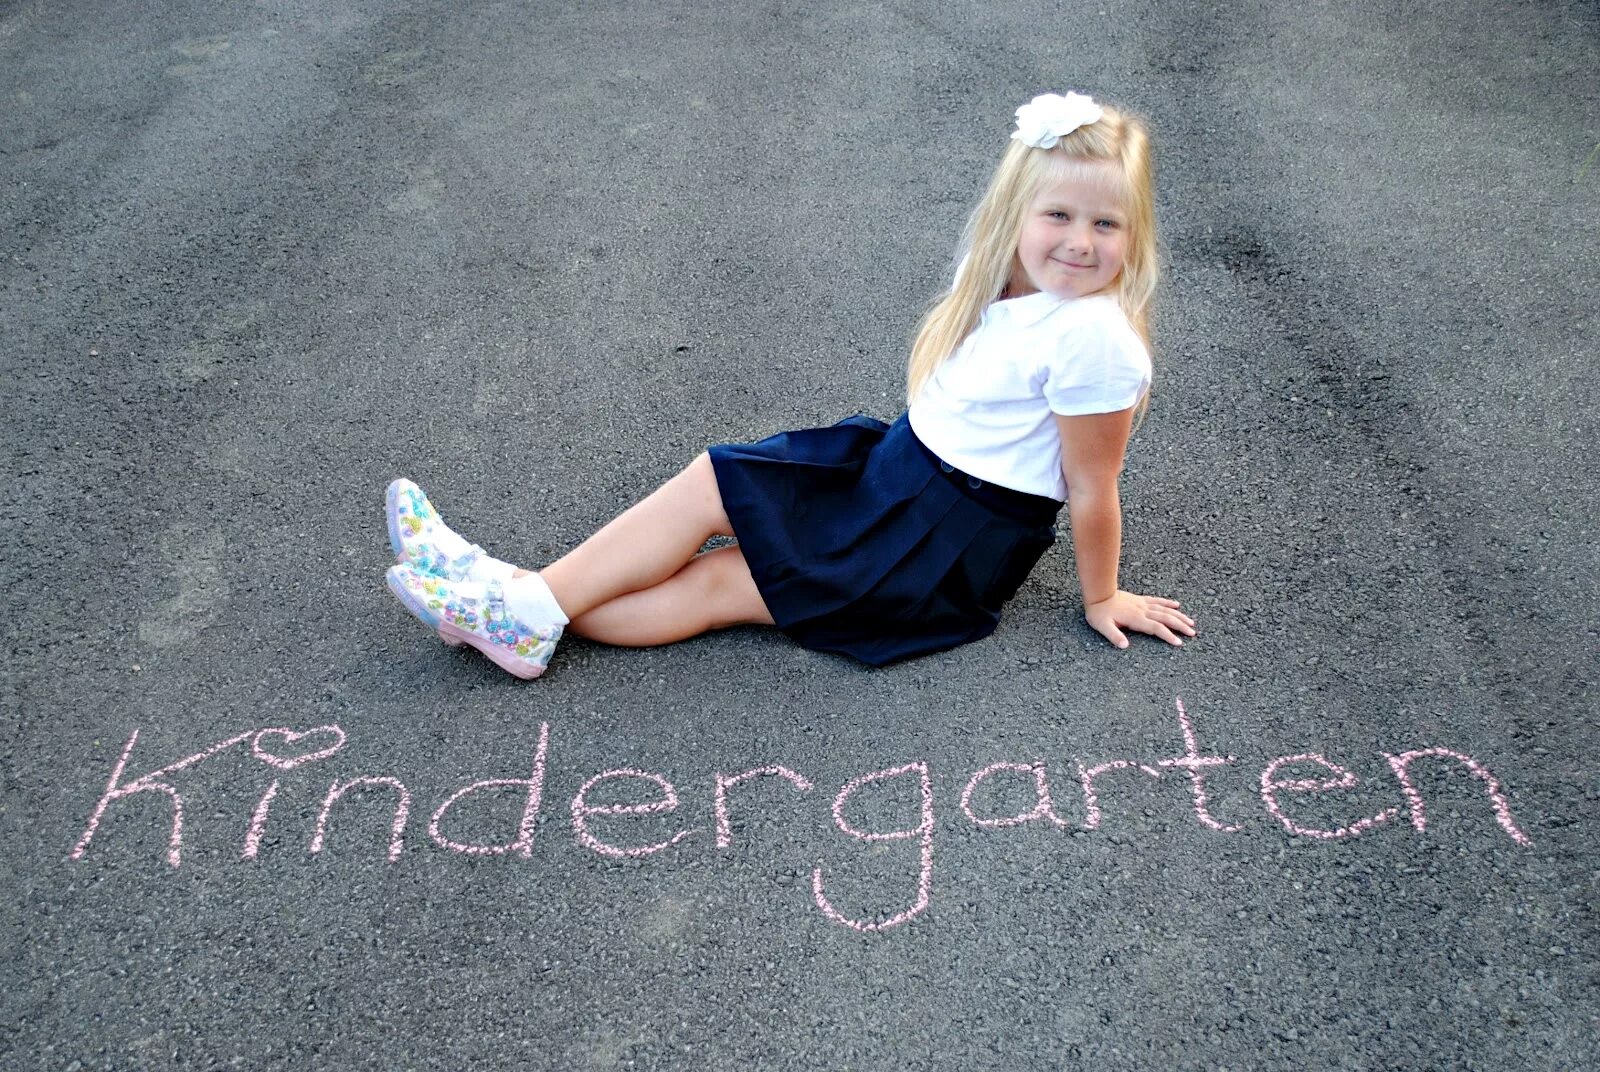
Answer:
[{"left": 907, "top": 291, "right": 1150, "bottom": 501}]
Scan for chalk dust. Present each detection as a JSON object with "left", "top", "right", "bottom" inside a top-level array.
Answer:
[{"left": 137, "top": 523, "right": 230, "bottom": 647}]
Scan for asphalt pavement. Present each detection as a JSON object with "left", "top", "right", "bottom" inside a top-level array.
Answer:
[{"left": 3, "top": 0, "right": 1597, "bottom": 1068}]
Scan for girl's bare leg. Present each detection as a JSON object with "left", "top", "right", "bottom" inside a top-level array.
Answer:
[
  {"left": 565, "top": 545, "right": 773, "bottom": 645},
  {"left": 528, "top": 453, "right": 773, "bottom": 634}
]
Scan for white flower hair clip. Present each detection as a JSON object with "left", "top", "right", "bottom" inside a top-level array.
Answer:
[{"left": 1011, "top": 92, "right": 1104, "bottom": 149}]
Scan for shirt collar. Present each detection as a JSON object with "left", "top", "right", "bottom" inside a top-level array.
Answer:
[
  {"left": 986, "top": 289, "right": 1072, "bottom": 328},
  {"left": 985, "top": 289, "right": 1113, "bottom": 328}
]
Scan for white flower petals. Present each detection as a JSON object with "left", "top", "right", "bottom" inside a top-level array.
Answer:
[{"left": 1011, "top": 91, "right": 1104, "bottom": 149}]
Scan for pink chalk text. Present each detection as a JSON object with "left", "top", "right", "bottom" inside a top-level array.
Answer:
[
  {"left": 813, "top": 762, "right": 935, "bottom": 932},
  {"left": 69, "top": 699, "right": 1533, "bottom": 930}
]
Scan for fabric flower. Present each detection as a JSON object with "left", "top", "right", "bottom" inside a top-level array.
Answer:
[{"left": 1011, "top": 92, "right": 1104, "bottom": 149}]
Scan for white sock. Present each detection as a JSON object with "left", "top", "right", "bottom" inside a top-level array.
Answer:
[
  {"left": 503, "top": 571, "right": 570, "bottom": 627},
  {"left": 468, "top": 554, "right": 517, "bottom": 584}
]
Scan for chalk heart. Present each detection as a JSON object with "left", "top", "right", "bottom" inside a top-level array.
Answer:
[{"left": 252, "top": 725, "right": 347, "bottom": 770}]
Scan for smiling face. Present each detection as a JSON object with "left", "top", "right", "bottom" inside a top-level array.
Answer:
[{"left": 1007, "top": 160, "right": 1129, "bottom": 301}]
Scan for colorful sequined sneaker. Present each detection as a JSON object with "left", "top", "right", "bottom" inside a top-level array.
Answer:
[
  {"left": 386, "top": 478, "right": 493, "bottom": 581},
  {"left": 385, "top": 563, "right": 562, "bottom": 679}
]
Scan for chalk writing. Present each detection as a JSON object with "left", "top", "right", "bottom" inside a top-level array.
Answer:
[
  {"left": 72, "top": 725, "right": 343, "bottom": 868},
  {"left": 960, "top": 762, "right": 1070, "bottom": 828},
  {"left": 68, "top": 699, "right": 1533, "bottom": 930},
  {"left": 1158, "top": 696, "right": 1243, "bottom": 832},
  {"left": 428, "top": 721, "right": 549, "bottom": 856},
  {"left": 571, "top": 769, "right": 694, "bottom": 859},
  {"left": 1259, "top": 754, "right": 1399, "bottom": 839},
  {"left": 312, "top": 777, "right": 412, "bottom": 862},
  {"left": 1386, "top": 747, "right": 1531, "bottom": 846},
  {"left": 813, "top": 763, "right": 935, "bottom": 932},
  {"left": 252, "top": 726, "right": 347, "bottom": 769},
  {"left": 713, "top": 766, "right": 813, "bottom": 848},
  {"left": 242, "top": 779, "right": 279, "bottom": 859},
  {"left": 1076, "top": 759, "right": 1162, "bottom": 831}
]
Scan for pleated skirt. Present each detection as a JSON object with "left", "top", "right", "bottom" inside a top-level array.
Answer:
[{"left": 708, "top": 413, "right": 1062, "bottom": 666}]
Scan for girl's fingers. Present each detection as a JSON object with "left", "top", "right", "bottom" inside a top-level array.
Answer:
[
  {"left": 1094, "top": 621, "right": 1130, "bottom": 649},
  {"left": 1093, "top": 596, "right": 1197, "bottom": 649},
  {"left": 1159, "top": 606, "right": 1196, "bottom": 629},
  {"left": 1129, "top": 613, "right": 1189, "bottom": 645},
  {"left": 1144, "top": 605, "right": 1193, "bottom": 629},
  {"left": 1149, "top": 622, "right": 1183, "bottom": 645},
  {"left": 1163, "top": 612, "right": 1197, "bottom": 635}
]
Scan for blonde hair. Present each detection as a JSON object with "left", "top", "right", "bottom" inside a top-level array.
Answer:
[{"left": 906, "top": 104, "right": 1157, "bottom": 411}]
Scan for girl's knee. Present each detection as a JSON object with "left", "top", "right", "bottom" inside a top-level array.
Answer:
[
  {"left": 682, "top": 451, "right": 732, "bottom": 535},
  {"left": 686, "top": 451, "right": 719, "bottom": 494}
]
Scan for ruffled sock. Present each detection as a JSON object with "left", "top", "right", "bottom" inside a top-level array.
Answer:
[{"left": 503, "top": 571, "right": 571, "bottom": 628}]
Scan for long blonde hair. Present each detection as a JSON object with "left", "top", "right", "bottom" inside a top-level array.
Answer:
[{"left": 906, "top": 104, "right": 1157, "bottom": 408}]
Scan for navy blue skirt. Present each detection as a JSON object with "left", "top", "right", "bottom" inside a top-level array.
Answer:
[{"left": 708, "top": 414, "right": 1062, "bottom": 666}]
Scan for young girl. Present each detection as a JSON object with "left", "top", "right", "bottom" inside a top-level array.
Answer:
[{"left": 384, "top": 91, "right": 1196, "bottom": 679}]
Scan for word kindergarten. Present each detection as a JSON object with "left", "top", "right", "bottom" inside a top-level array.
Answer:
[{"left": 70, "top": 699, "right": 1531, "bottom": 931}]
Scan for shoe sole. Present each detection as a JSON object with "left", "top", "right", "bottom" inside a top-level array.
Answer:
[
  {"left": 439, "top": 622, "right": 548, "bottom": 680},
  {"left": 385, "top": 566, "right": 463, "bottom": 643}
]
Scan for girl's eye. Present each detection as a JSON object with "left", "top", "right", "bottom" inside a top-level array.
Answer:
[
  {"left": 1095, "top": 219, "right": 1120, "bottom": 229},
  {"left": 1049, "top": 210, "right": 1070, "bottom": 220}
]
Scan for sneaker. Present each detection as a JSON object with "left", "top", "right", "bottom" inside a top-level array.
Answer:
[
  {"left": 385, "top": 478, "right": 490, "bottom": 581},
  {"left": 385, "top": 559, "right": 452, "bottom": 633},
  {"left": 385, "top": 563, "right": 561, "bottom": 679}
]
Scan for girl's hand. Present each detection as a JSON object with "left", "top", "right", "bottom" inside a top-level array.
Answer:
[{"left": 1084, "top": 590, "right": 1196, "bottom": 649}]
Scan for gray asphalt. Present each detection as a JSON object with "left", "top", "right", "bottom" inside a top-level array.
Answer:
[{"left": 4, "top": 0, "right": 1597, "bottom": 1068}]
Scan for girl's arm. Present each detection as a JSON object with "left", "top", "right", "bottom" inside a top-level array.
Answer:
[{"left": 1055, "top": 409, "right": 1196, "bottom": 649}]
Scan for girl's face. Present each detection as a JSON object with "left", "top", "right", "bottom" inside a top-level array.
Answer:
[{"left": 1008, "top": 161, "right": 1129, "bottom": 301}]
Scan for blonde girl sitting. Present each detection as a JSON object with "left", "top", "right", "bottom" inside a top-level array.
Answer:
[{"left": 385, "top": 91, "right": 1196, "bottom": 678}]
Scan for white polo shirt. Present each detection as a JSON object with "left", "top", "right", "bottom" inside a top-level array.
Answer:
[{"left": 907, "top": 291, "right": 1150, "bottom": 502}]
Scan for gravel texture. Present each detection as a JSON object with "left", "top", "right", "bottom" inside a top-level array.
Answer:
[{"left": 3, "top": 0, "right": 1597, "bottom": 1068}]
